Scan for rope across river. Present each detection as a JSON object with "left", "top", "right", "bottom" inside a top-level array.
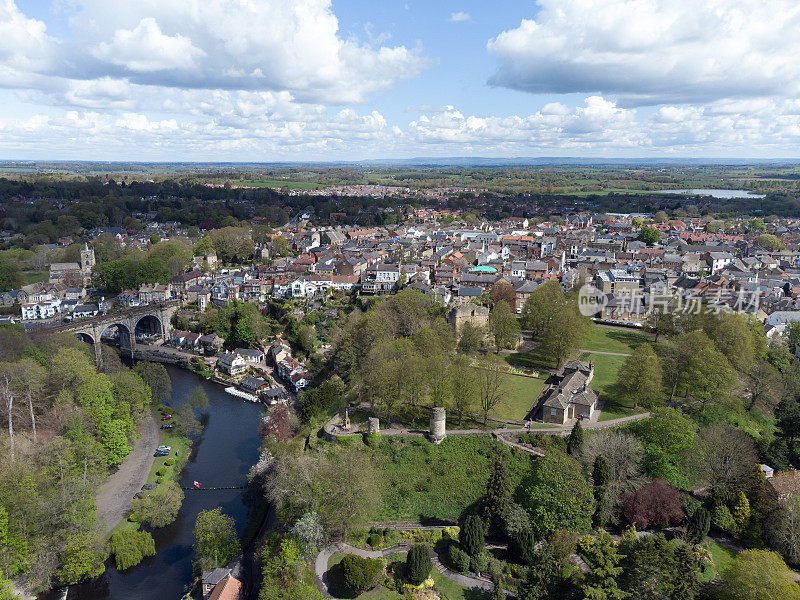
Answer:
[{"left": 180, "top": 485, "right": 246, "bottom": 491}]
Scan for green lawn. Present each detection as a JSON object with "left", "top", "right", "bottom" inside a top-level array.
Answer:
[
  {"left": 145, "top": 409, "right": 192, "bottom": 486},
  {"left": 371, "top": 435, "right": 531, "bottom": 521},
  {"left": 581, "top": 353, "right": 644, "bottom": 421},
  {"left": 705, "top": 540, "right": 736, "bottom": 579},
  {"left": 504, "top": 346, "right": 556, "bottom": 371},
  {"left": 493, "top": 374, "right": 545, "bottom": 421},
  {"left": 583, "top": 326, "right": 652, "bottom": 354},
  {"left": 20, "top": 270, "right": 47, "bottom": 286}
]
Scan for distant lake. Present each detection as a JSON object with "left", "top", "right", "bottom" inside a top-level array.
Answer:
[{"left": 656, "top": 188, "right": 766, "bottom": 199}]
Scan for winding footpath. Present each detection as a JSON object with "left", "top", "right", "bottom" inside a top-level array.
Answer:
[
  {"left": 314, "top": 542, "right": 498, "bottom": 598},
  {"left": 94, "top": 413, "right": 159, "bottom": 536}
]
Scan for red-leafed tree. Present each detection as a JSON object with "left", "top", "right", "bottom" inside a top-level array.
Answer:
[
  {"left": 622, "top": 478, "right": 684, "bottom": 530},
  {"left": 261, "top": 405, "right": 292, "bottom": 442}
]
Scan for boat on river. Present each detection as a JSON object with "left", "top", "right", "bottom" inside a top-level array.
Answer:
[{"left": 224, "top": 386, "right": 260, "bottom": 403}]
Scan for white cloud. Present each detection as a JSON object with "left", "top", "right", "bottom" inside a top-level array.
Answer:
[
  {"left": 92, "top": 18, "right": 205, "bottom": 73},
  {"left": 0, "top": 0, "right": 57, "bottom": 87},
  {"left": 449, "top": 12, "right": 471, "bottom": 23},
  {"left": 488, "top": 0, "right": 800, "bottom": 105},
  {"left": 62, "top": 0, "right": 427, "bottom": 104}
]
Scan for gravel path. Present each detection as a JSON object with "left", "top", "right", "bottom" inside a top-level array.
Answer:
[
  {"left": 95, "top": 413, "right": 159, "bottom": 536},
  {"left": 579, "top": 349, "right": 632, "bottom": 357}
]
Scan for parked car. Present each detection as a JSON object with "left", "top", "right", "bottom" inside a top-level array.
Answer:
[
  {"left": 161, "top": 423, "right": 174, "bottom": 429},
  {"left": 161, "top": 414, "right": 173, "bottom": 421},
  {"left": 157, "top": 445, "right": 171, "bottom": 452},
  {"left": 141, "top": 484, "right": 157, "bottom": 491},
  {"left": 154, "top": 450, "right": 169, "bottom": 457}
]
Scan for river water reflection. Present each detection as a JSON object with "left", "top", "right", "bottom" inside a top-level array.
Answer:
[{"left": 58, "top": 365, "right": 264, "bottom": 600}]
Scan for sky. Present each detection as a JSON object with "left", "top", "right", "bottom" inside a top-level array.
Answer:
[{"left": 2, "top": 0, "right": 800, "bottom": 161}]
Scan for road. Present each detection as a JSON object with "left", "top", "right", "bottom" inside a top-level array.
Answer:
[{"left": 94, "top": 413, "right": 159, "bottom": 537}]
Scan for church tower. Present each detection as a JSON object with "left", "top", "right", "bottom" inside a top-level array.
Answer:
[{"left": 80, "top": 243, "right": 96, "bottom": 272}]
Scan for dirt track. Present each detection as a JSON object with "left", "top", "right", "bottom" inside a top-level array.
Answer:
[{"left": 95, "top": 413, "right": 159, "bottom": 536}]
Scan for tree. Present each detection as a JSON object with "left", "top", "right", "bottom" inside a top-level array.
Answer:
[
  {"left": 698, "top": 425, "right": 758, "bottom": 494},
  {"left": 617, "top": 344, "right": 662, "bottom": 408},
  {"left": 718, "top": 550, "right": 800, "bottom": 600},
  {"left": 580, "top": 530, "right": 628, "bottom": 600},
  {"left": 619, "top": 534, "right": 701, "bottom": 600},
  {"left": 101, "top": 419, "right": 131, "bottom": 466},
  {"left": 593, "top": 455, "right": 613, "bottom": 528},
  {"left": 519, "top": 449, "right": 594, "bottom": 538},
  {"left": 57, "top": 533, "right": 105, "bottom": 584},
  {"left": 654, "top": 211, "right": 668, "bottom": 223},
  {"left": 567, "top": 420, "right": 584, "bottom": 456},
  {"left": 406, "top": 545, "right": 432, "bottom": 585},
  {"left": 291, "top": 512, "right": 325, "bottom": 553},
  {"left": 108, "top": 528, "right": 156, "bottom": 571},
  {"left": 621, "top": 478, "right": 684, "bottom": 529},
  {"left": 476, "top": 357, "right": 505, "bottom": 426},
  {"left": 639, "top": 226, "right": 661, "bottom": 245},
  {"left": 482, "top": 453, "right": 513, "bottom": 534},
  {"left": 787, "top": 322, "right": 800, "bottom": 353},
  {"left": 758, "top": 234, "right": 786, "bottom": 251},
  {"left": 688, "top": 507, "right": 711, "bottom": 543},
  {"left": 458, "top": 322, "right": 483, "bottom": 353},
  {"left": 0, "top": 263, "right": 21, "bottom": 292},
  {"left": 134, "top": 361, "right": 172, "bottom": 404},
  {"left": 461, "top": 515, "right": 485, "bottom": 557},
  {"left": 539, "top": 303, "right": 591, "bottom": 368},
  {"left": 776, "top": 397, "right": 800, "bottom": 443},
  {"left": 732, "top": 491, "right": 751, "bottom": 536},
  {"left": 520, "top": 280, "right": 565, "bottom": 336},
  {"left": 489, "top": 301, "right": 520, "bottom": 350},
  {"left": 631, "top": 217, "right": 643, "bottom": 229},
  {"left": 194, "top": 508, "right": 240, "bottom": 570},
  {"left": 340, "top": 554, "right": 383, "bottom": 592},
  {"left": 628, "top": 407, "right": 696, "bottom": 488},
  {"left": 490, "top": 280, "right": 516, "bottom": 311},
  {"left": 132, "top": 481, "right": 184, "bottom": 528},
  {"left": 449, "top": 355, "right": 476, "bottom": 427},
  {"left": 647, "top": 310, "right": 676, "bottom": 342}
]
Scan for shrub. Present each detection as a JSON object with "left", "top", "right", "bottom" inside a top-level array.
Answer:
[
  {"left": 461, "top": 515, "right": 486, "bottom": 557},
  {"left": 511, "top": 527, "right": 537, "bottom": 566},
  {"left": 406, "top": 544, "right": 432, "bottom": 585},
  {"left": 449, "top": 545, "right": 471, "bottom": 572},
  {"left": 367, "top": 533, "right": 383, "bottom": 549},
  {"left": 443, "top": 526, "right": 460, "bottom": 540},
  {"left": 156, "top": 477, "right": 163, "bottom": 484},
  {"left": 156, "top": 468, "right": 166, "bottom": 477},
  {"left": 621, "top": 478, "right": 684, "bottom": 529},
  {"left": 365, "top": 432, "right": 381, "bottom": 447},
  {"left": 688, "top": 507, "right": 711, "bottom": 543},
  {"left": 712, "top": 504, "right": 737, "bottom": 535},
  {"left": 340, "top": 554, "right": 383, "bottom": 592},
  {"left": 108, "top": 528, "right": 156, "bottom": 571},
  {"left": 470, "top": 551, "right": 488, "bottom": 574},
  {"left": 164, "top": 458, "right": 175, "bottom": 466}
]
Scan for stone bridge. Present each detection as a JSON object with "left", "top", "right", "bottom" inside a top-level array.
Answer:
[{"left": 46, "top": 301, "right": 180, "bottom": 365}]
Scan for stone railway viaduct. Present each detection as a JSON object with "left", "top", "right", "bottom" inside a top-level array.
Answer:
[{"left": 41, "top": 301, "right": 180, "bottom": 365}]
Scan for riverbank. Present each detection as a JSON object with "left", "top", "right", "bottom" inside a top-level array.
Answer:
[
  {"left": 62, "top": 365, "right": 266, "bottom": 600},
  {"left": 94, "top": 413, "right": 159, "bottom": 537}
]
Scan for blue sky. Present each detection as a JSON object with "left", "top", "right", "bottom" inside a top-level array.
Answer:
[{"left": 1, "top": 0, "right": 799, "bottom": 160}]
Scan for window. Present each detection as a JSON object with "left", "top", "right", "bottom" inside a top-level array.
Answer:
[{"left": 550, "top": 408, "right": 557, "bottom": 417}]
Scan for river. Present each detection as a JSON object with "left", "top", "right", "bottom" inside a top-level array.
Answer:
[{"left": 57, "top": 365, "right": 265, "bottom": 600}]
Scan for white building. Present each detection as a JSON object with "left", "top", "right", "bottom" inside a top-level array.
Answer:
[{"left": 21, "top": 300, "right": 61, "bottom": 321}]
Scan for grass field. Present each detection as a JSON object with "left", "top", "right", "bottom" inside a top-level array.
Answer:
[
  {"left": 493, "top": 373, "right": 545, "bottom": 421},
  {"left": 20, "top": 270, "right": 47, "bottom": 285},
  {"left": 705, "top": 540, "right": 736, "bottom": 579},
  {"left": 234, "top": 178, "right": 321, "bottom": 190},
  {"left": 369, "top": 435, "right": 531, "bottom": 521},
  {"left": 504, "top": 346, "right": 556, "bottom": 371},
  {"left": 583, "top": 326, "right": 652, "bottom": 354}
]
